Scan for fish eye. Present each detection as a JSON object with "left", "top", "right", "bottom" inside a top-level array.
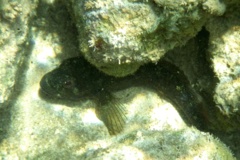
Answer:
[{"left": 63, "top": 79, "right": 75, "bottom": 89}]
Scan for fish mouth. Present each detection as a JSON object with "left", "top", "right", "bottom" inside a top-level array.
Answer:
[
  {"left": 39, "top": 73, "right": 92, "bottom": 101},
  {"left": 38, "top": 85, "right": 62, "bottom": 101},
  {"left": 39, "top": 74, "right": 62, "bottom": 98}
]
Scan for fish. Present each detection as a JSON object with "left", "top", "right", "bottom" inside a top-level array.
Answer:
[{"left": 39, "top": 57, "right": 211, "bottom": 135}]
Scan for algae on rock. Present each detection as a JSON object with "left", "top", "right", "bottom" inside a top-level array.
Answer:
[
  {"left": 206, "top": 4, "right": 240, "bottom": 117},
  {"left": 65, "top": 0, "right": 226, "bottom": 76}
]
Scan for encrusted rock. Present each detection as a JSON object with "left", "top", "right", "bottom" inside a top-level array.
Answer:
[
  {"left": 205, "top": 4, "right": 240, "bottom": 116},
  {"left": 65, "top": 0, "right": 226, "bottom": 76}
]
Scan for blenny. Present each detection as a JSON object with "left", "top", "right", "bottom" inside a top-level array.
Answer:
[{"left": 39, "top": 57, "right": 211, "bottom": 135}]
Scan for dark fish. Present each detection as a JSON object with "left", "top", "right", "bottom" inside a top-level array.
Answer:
[{"left": 40, "top": 57, "right": 211, "bottom": 135}]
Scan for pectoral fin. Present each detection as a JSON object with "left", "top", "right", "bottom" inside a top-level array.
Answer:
[{"left": 95, "top": 97, "right": 127, "bottom": 135}]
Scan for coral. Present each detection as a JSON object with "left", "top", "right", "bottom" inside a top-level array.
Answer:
[{"left": 64, "top": 0, "right": 227, "bottom": 76}]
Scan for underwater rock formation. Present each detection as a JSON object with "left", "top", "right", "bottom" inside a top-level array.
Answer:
[
  {"left": 0, "top": 0, "right": 239, "bottom": 159},
  {"left": 79, "top": 128, "right": 235, "bottom": 160},
  {"left": 205, "top": 4, "right": 240, "bottom": 117},
  {"left": 0, "top": 0, "right": 37, "bottom": 108},
  {"left": 64, "top": 0, "right": 226, "bottom": 76}
]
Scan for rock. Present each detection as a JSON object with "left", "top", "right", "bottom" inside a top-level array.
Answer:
[
  {"left": 0, "top": 0, "right": 239, "bottom": 159},
  {"left": 0, "top": 0, "right": 37, "bottom": 108},
  {"left": 80, "top": 128, "right": 235, "bottom": 160},
  {"left": 64, "top": 0, "right": 226, "bottom": 76},
  {"left": 205, "top": 4, "right": 240, "bottom": 117},
  {"left": 162, "top": 27, "right": 240, "bottom": 132}
]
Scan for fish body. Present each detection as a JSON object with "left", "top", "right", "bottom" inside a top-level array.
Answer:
[{"left": 40, "top": 57, "right": 210, "bottom": 135}]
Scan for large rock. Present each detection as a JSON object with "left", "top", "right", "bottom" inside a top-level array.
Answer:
[
  {"left": 64, "top": 0, "right": 226, "bottom": 76},
  {"left": 205, "top": 4, "right": 240, "bottom": 117}
]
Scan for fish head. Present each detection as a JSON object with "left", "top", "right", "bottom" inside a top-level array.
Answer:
[{"left": 40, "top": 57, "right": 93, "bottom": 100}]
